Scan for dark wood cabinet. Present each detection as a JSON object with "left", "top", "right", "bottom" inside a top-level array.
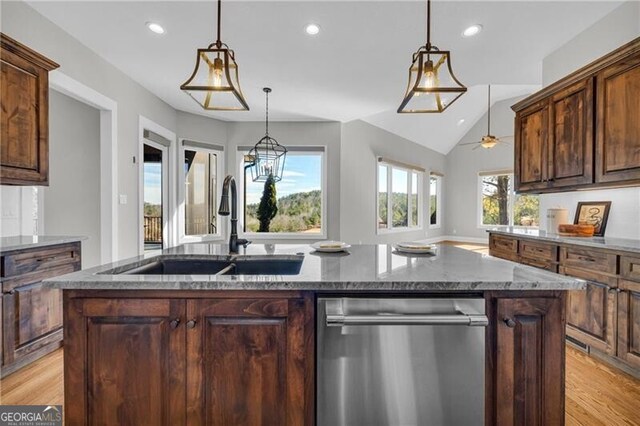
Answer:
[
  {"left": 596, "top": 52, "right": 640, "bottom": 184},
  {"left": 560, "top": 266, "right": 617, "bottom": 355},
  {"left": 548, "top": 78, "right": 594, "bottom": 188},
  {"left": 486, "top": 293, "right": 565, "bottom": 426},
  {"left": 65, "top": 298, "right": 186, "bottom": 425},
  {"left": 513, "top": 37, "right": 640, "bottom": 193},
  {"left": 1, "top": 242, "right": 81, "bottom": 377},
  {"left": 514, "top": 101, "right": 550, "bottom": 192},
  {"left": 617, "top": 279, "right": 640, "bottom": 368},
  {"left": 64, "top": 292, "right": 314, "bottom": 426},
  {"left": 0, "top": 33, "right": 58, "bottom": 186}
]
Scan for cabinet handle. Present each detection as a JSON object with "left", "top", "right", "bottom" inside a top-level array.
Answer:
[
  {"left": 186, "top": 320, "right": 197, "bottom": 329},
  {"left": 169, "top": 319, "right": 180, "bottom": 329},
  {"left": 504, "top": 318, "right": 516, "bottom": 328}
]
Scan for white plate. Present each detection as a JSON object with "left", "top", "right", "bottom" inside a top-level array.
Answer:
[
  {"left": 396, "top": 241, "right": 435, "bottom": 250},
  {"left": 393, "top": 244, "right": 437, "bottom": 255},
  {"left": 311, "top": 241, "right": 351, "bottom": 253}
]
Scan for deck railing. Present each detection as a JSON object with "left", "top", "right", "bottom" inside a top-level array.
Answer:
[{"left": 144, "top": 216, "right": 162, "bottom": 243}]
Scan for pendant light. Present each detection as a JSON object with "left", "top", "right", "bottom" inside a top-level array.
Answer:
[
  {"left": 180, "top": 0, "right": 249, "bottom": 111},
  {"left": 397, "top": 0, "right": 467, "bottom": 113},
  {"left": 246, "top": 88, "right": 287, "bottom": 182}
]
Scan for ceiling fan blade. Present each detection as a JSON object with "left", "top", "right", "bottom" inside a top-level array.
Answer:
[
  {"left": 472, "top": 144, "right": 482, "bottom": 150},
  {"left": 459, "top": 141, "right": 482, "bottom": 146},
  {"left": 496, "top": 135, "right": 514, "bottom": 140}
]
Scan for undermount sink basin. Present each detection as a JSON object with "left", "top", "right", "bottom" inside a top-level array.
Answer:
[{"left": 119, "top": 256, "right": 304, "bottom": 276}]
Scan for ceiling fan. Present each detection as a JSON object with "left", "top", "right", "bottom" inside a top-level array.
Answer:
[{"left": 459, "top": 85, "right": 513, "bottom": 150}]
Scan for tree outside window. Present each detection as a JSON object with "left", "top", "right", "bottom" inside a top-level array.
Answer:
[{"left": 480, "top": 173, "right": 539, "bottom": 227}]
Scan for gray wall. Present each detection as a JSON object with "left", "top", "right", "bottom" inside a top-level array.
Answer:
[
  {"left": 44, "top": 91, "right": 101, "bottom": 267},
  {"left": 1, "top": 0, "right": 177, "bottom": 259},
  {"left": 225, "top": 121, "right": 342, "bottom": 243},
  {"left": 445, "top": 97, "right": 522, "bottom": 241},
  {"left": 340, "top": 120, "right": 446, "bottom": 244},
  {"left": 539, "top": 1, "right": 640, "bottom": 239}
]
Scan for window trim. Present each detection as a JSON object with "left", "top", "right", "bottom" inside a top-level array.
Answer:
[
  {"left": 477, "top": 171, "right": 539, "bottom": 229},
  {"left": 376, "top": 159, "right": 424, "bottom": 235},
  {"left": 236, "top": 146, "right": 328, "bottom": 240},
  {"left": 177, "top": 139, "right": 225, "bottom": 244},
  {"left": 429, "top": 173, "right": 442, "bottom": 229}
]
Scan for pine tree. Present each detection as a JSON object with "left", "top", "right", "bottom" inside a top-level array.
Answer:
[{"left": 257, "top": 174, "right": 278, "bottom": 232}]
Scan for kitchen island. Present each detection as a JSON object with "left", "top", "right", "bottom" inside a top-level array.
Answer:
[{"left": 48, "top": 243, "right": 584, "bottom": 425}]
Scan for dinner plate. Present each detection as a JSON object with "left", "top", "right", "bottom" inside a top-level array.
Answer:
[
  {"left": 393, "top": 243, "right": 437, "bottom": 255},
  {"left": 311, "top": 241, "right": 351, "bottom": 253}
]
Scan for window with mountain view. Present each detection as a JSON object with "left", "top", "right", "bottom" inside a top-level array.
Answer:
[
  {"left": 243, "top": 149, "right": 324, "bottom": 235},
  {"left": 378, "top": 161, "right": 422, "bottom": 232},
  {"left": 479, "top": 172, "right": 539, "bottom": 227}
]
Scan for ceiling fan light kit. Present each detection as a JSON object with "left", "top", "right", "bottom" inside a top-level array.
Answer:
[
  {"left": 180, "top": 0, "right": 249, "bottom": 111},
  {"left": 397, "top": 0, "right": 467, "bottom": 113}
]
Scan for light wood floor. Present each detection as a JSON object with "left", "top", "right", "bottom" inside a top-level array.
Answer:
[{"left": 1, "top": 242, "right": 639, "bottom": 425}]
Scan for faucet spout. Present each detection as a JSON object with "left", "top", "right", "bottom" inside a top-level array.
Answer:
[{"left": 218, "top": 175, "right": 250, "bottom": 253}]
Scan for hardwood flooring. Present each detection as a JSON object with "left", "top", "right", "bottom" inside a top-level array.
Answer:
[{"left": 1, "top": 241, "right": 638, "bottom": 425}]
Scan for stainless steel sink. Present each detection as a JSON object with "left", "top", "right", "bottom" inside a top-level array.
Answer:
[{"left": 118, "top": 256, "right": 303, "bottom": 276}]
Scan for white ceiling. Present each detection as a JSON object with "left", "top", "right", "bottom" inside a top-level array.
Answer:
[{"left": 28, "top": 1, "right": 621, "bottom": 153}]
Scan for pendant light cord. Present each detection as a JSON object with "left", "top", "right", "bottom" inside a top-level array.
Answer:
[
  {"left": 487, "top": 85, "right": 491, "bottom": 135},
  {"left": 265, "top": 90, "right": 269, "bottom": 136},
  {"left": 426, "top": 0, "right": 431, "bottom": 48},
  {"left": 216, "top": 0, "right": 222, "bottom": 46}
]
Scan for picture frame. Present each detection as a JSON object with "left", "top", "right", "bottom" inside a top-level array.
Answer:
[{"left": 574, "top": 201, "right": 611, "bottom": 237}]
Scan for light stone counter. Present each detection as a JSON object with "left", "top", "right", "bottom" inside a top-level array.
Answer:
[
  {"left": 46, "top": 243, "right": 585, "bottom": 292},
  {"left": 489, "top": 227, "right": 640, "bottom": 254}
]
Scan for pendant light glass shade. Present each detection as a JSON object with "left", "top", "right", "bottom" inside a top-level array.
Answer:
[
  {"left": 398, "top": 0, "right": 466, "bottom": 113},
  {"left": 247, "top": 88, "right": 287, "bottom": 182},
  {"left": 180, "top": 0, "right": 249, "bottom": 111}
]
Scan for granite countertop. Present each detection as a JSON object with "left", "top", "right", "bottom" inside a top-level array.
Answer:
[
  {"left": 45, "top": 243, "right": 585, "bottom": 292},
  {"left": 488, "top": 227, "right": 640, "bottom": 255},
  {"left": 0, "top": 235, "right": 86, "bottom": 253}
]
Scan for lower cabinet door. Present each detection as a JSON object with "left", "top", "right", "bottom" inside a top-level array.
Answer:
[
  {"left": 618, "top": 280, "right": 640, "bottom": 368},
  {"left": 64, "top": 298, "right": 186, "bottom": 425},
  {"left": 561, "top": 266, "right": 617, "bottom": 354},
  {"left": 487, "top": 294, "right": 565, "bottom": 426},
  {"left": 186, "top": 297, "right": 310, "bottom": 426}
]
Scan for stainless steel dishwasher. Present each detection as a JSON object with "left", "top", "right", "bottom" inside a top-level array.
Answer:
[{"left": 317, "top": 297, "right": 488, "bottom": 426}]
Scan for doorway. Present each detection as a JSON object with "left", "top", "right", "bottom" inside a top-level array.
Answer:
[{"left": 142, "top": 141, "right": 168, "bottom": 252}]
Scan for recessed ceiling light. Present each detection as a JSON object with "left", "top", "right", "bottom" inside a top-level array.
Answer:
[
  {"left": 305, "top": 24, "right": 320, "bottom": 36},
  {"left": 457, "top": 119, "right": 465, "bottom": 126},
  {"left": 462, "top": 24, "right": 483, "bottom": 38},
  {"left": 146, "top": 22, "right": 165, "bottom": 35}
]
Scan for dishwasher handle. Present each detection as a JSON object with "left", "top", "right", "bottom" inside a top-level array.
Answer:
[{"left": 326, "top": 313, "right": 489, "bottom": 327}]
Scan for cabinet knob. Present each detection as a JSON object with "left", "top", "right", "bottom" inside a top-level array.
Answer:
[
  {"left": 169, "top": 319, "right": 180, "bottom": 329},
  {"left": 186, "top": 320, "right": 197, "bottom": 329},
  {"left": 504, "top": 318, "right": 516, "bottom": 328}
]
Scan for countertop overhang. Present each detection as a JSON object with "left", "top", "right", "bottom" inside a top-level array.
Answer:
[{"left": 45, "top": 243, "right": 585, "bottom": 292}]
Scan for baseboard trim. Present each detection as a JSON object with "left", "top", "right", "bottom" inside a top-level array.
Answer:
[{"left": 431, "top": 235, "right": 489, "bottom": 244}]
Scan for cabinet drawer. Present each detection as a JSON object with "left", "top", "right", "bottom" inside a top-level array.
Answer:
[
  {"left": 2, "top": 243, "right": 80, "bottom": 278},
  {"left": 520, "top": 240, "right": 558, "bottom": 262},
  {"left": 520, "top": 256, "right": 558, "bottom": 273},
  {"left": 620, "top": 255, "right": 640, "bottom": 283},
  {"left": 489, "top": 235, "right": 518, "bottom": 257},
  {"left": 559, "top": 246, "right": 617, "bottom": 274}
]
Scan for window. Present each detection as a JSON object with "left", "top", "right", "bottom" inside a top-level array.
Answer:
[
  {"left": 479, "top": 172, "right": 539, "bottom": 227},
  {"left": 377, "top": 159, "right": 423, "bottom": 232},
  {"left": 429, "top": 173, "right": 442, "bottom": 228},
  {"left": 179, "top": 141, "right": 223, "bottom": 242},
  {"left": 241, "top": 148, "right": 325, "bottom": 236}
]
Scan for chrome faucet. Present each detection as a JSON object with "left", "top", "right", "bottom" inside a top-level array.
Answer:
[{"left": 218, "top": 175, "right": 251, "bottom": 253}]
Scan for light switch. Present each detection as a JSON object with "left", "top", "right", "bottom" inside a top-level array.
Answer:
[{"left": 119, "top": 194, "right": 127, "bottom": 205}]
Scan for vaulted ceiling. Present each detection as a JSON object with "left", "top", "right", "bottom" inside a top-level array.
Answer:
[{"left": 29, "top": 1, "right": 622, "bottom": 153}]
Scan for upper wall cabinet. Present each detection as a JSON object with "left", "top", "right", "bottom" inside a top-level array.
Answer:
[
  {"left": 1, "top": 33, "right": 59, "bottom": 186},
  {"left": 513, "top": 37, "right": 640, "bottom": 194}
]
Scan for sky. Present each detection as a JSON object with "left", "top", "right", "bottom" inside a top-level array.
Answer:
[
  {"left": 246, "top": 154, "right": 322, "bottom": 205},
  {"left": 144, "top": 163, "right": 162, "bottom": 205}
]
